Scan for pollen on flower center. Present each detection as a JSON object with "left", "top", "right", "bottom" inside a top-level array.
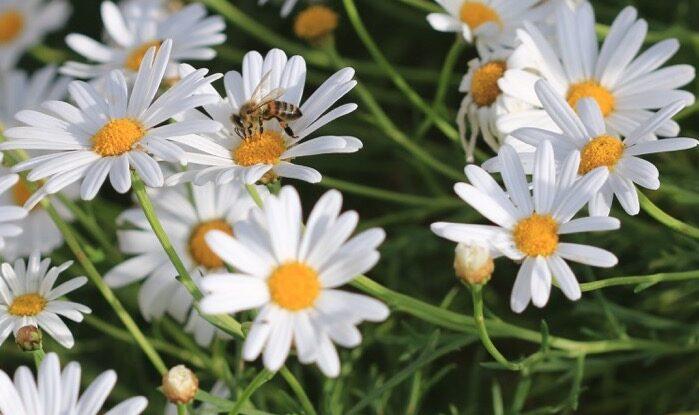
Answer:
[
  {"left": 233, "top": 131, "right": 286, "bottom": 167},
  {"left": 513, "top": 214, "right": 559, "bottom": 257},
  {"left": 0, "top": 10, "right": 24, "bottom": 44},
  {"left": 125, "top": 40, "right": 162, "bottom": 72},
  {"left": 294, "top": 5, "right": 338, "bottom": 43},
  {"left": 189, "top": 220, "right": 233, "bottom": 269},
  {"left": 92, "top": 118, "right": 145, "bottom": 157},
  {"left": 459, "top": 1, "right": 501, "bottom": 31},
  {"left": 567, "top": 81, "right": 616, "bottom": 117},
  {"left": 9, "top": 293, "right": 47, "bottom": 316},
  {"left": 267, "top": 262, "right": 320, "bottom": 311},
  {"left": 471, "top": 60, "right": 506, "bottom": 107},
  {"left": 579, "top": 134, "right": 625, "bottom": 174}
]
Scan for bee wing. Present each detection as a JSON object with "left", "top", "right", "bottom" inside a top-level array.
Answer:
[
  {"left": 252, "top": 88, "right": 286, "bottom": 109},
  {"left": 250, "top": 70, "right": 274, "bottom": 103}
]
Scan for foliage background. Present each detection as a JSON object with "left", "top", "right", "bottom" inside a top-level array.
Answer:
[{"left": 1, "top": 0, "right": 698, "bottom": 413}]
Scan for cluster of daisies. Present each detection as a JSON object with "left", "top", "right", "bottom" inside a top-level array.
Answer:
[
  {"left": 0, "top": 0, "right": 695, "bottom": 412},
  {"left": 0, "top": 0, "right": 385, "bottom": 412},
  {"left": 429, "top": 0, "right": 696, "bottom": 311}
]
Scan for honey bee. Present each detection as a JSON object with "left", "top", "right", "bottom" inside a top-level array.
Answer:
[{"left": 231, "top": 71, "right": 303, "bottom": 139}]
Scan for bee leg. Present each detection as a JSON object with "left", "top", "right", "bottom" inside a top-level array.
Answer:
[
  {"left": 258, "top": 118, "right": 264, "bottom": 134},
  {"left": 280, "top": 120, "right": 298, "bottom": 138}
]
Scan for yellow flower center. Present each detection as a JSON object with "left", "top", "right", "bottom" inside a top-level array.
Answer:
[
  {"left": 9, "top": 293, "right": 47, "bottom": 316},
  {"left": 578, "top": 134, "right": 625, "bottom": 175},
  {"left": 92, "top": 118, "right": 145, "bottom": 157},
  {"left": 233, "top": 131, "right": 286, "bottom": 167},
  {"left": 12, "top": 181, "right": 32, "bottom": 207},
  {"left": 125, "top": 40, "right": 162, "bottom": 72},
  {"left": 459, "top": 1, "right": 501, "bottom": 31},
  {"left": 567, "top": 81, "right": 616, "bottom": 117},
  {"left": 513, "top": 214, "right": 559, "bottom": 257},
  {"left": 293, "top": 5, "right": 338, "bottom": 43},
  {"left": 267, "top": 262, "right": 320, "bottom": 311},
  {"left": 0, "top": 10, "right": 24, "bottom": 44},
  {"left": 471, "top": 60, "right": 506, "bottom": 107},
  {"left": 189, "top": 220, "right": 233, "bottom": 269}
]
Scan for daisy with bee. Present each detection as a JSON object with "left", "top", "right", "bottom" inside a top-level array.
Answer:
[
  {"left": 231, "top": 69, "right": 303, "bottom": 139},
  {"left": 167, "top": 49, "right": 363, "bottom": 186}
]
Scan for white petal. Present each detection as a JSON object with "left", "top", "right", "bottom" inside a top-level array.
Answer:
[
  {"left": 558, "top": 216, "right": 620, "bottom": 234},
  {"left": 556, "top": 243, "right": 618, "bottom": 267},
  {"left": 510, "top": 258, "right": 534, "bottom": 313},
  {"left": 530, "top": 257, "right": 552, "bottom": 308},
  {"left": 546, "top": 255, "right": 581, "bottom": 301}
]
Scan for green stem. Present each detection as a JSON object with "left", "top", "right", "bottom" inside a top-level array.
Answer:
[
  {"left": 342, "top": 0, "right": 459, "bottom": 143},
  {"left": 280, "top": 367, "right": 318, "bottom": 415},
  {"left": 39, "top": 195, "right": 168, "bottom": 374},
  {"left": 471, "top": 285, "right": 522, "bottom": 371},
  {"left": 56, "top": 194, "right": 124, "bottom": 262},
  {"left": 351, "top": 276, "right": 698, "bottom": 355},
  {"left": 245, "top": 184, "right": 264, "bottom": 207},
  {"left": 579, "top": 269, "right": 699, "bottom": 292},
  {"left": 395, "top": 0, "right": 441, "bottom": 12},
  {"left": 131, "top": 173, "right": 200, "bottom": 297},
  {"left": 638, "top": 191, "right": 699, "bottom": 239},
  {"left": 84, "top": 315, "right": 211, "bottom": 368},
  {"left": 199, "top": 0, "right": 328, "bottom": 65},
  {"left": 33, "top": 348, "right": 45, "bottom": 369},
  {"left": 177, "top": 404, "right": 187, "bottom": 415},
  {"left": 229, "top": 369, "right": 275, "bottom": 415},
  {"left": 131, "top": 172, "right": 245, "bottom": 338},
  {"left": 416, "top": 36, "right": 465, "bottom": 139},
  {"left": 320, "top": 176, "right": 462, "bottom": 207},
  {"left": 324, "top": 44, "right": 463, "bottom": 180},
  {"left": 29, "top": 44, "right": 69, "bottom": 64}
]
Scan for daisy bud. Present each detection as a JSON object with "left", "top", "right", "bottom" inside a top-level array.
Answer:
[
  {"left": 166, "top": 0, "right": 184, "bottom": 12},
  {"left": 454, "top": 243, "right": 494, "bottom": 285},
  {"left": 293, "top": 5, "right": 339, "bottom": 45},
  {"left": 15, "top": 325, "right": 42, "bottom": 352},
  {"left": 162, "top": 365, "right": 199, "bottom": 404}
]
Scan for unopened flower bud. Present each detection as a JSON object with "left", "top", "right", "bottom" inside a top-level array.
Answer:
[
  {"left": 293, "top": 5, "right": 339, "bottom": 45},
  {"left": 162, "top": 365, "right": 199, "bottom": 404},
  {"left": 15, "top": 325, "right": 42, "bottom": 352},
  {"left": 454, "top": 243, "right": 494, "bottom": 285}
]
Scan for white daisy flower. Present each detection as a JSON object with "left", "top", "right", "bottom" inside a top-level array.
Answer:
[
  {"left": 0, "top": 167, "right": 79, "bottom": 260},
  {"left": 501, "top": 80, "right": 699, "bottom": 216},
  {"left": 0, "top": 352, "right": 148, "bottom": 415},
  {"left": 0, "top": 40, "right": 223, "bottom": 208},
  {"left": 258, "top": 0, "right": 300, "bottom": 18},
  {"left": 61, "top": 0, "right": 225, "bottom": 80},
  {"left": 104, "top": 181, "right": 265, "bottom": 346},
  {"left": 0, "top": 251, "right": 90, "bottom": 348},
  {"left": 164, "top": 380, "right": 229, "bottom": 415},
  {"left": 0, "top": 66, "right": 70, "bottom": 130},
  {"left": 426, "top": 0, "right": 541, "bottom": 53},
  {"left": 456, "top": 48, "right": 533, "bottom": 161},
  {"left": 119, "top": 0, "right": 174, "bottom": 23},
  {"left": 0, "top": 66, "right": 76, "bottom": 260},
  {"left": 0, "top": 0, "right": 71, "bottom": 69},
  {"left": 432, "top": 141, "right": 619, "bottom": 312},
  {"left": 200, "top": 186, "right": 389, "bottom": 377},
  {"left": 167, "top": 49, "right": 362, "bottom": 186},
  {"left": 0, "top": 174, "right": 28, "bottom": 249},
  {"left": 497, "top": 3, "right": 696, "bottom": 138}
]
